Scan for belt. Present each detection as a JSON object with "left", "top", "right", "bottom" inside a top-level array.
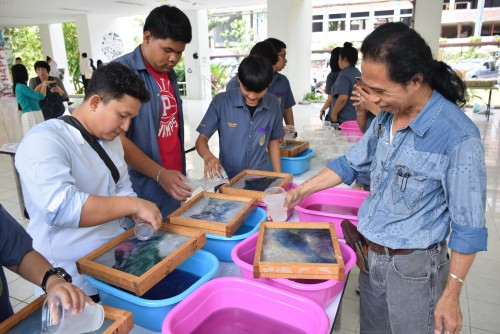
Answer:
[
  {"left": 368, "top": 240, "right": 445, "bottom": 256},
  {"left": 369, "top": 242, "right": 414, "bottom": 255}
]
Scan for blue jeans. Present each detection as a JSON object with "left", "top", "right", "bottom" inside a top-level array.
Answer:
[{"left": 359, "top": 242, "right": 450, "bottom": 334}]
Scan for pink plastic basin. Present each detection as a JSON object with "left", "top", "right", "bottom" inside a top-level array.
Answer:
[
  {"left": 162, "top": 277, "right": 329, "bottom": 334},
  {"left": 231, "top": 233, "right": 356, "bottom": 309},
  {"left": 339, "top": 120, "right": 364, "bottom": 138},
  {"left": 295, "top": 187, "right": 369, "bottom": 239}
]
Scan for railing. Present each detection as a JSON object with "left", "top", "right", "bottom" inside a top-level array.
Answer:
[{"left": 178, "top": 81, "right": 187, "bottom": 96}]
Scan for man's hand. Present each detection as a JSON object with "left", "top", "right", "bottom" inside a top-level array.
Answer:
[
  {"left": 46, "top": 276, "right": 93, "bottom": 316},
  {"left": 130, "top": 198, "right": 163, "bottom": 230},
  {"left": 158, "top": 169, "right": 191, "bottom": 201},
  {"left": 203, "top": 154, "right": 223, "bottom": 180},
  {"left": 284, "top": 185, "right": 304, "bottom": 211},
  {"left": 434, "top": 288, "right": 462, "bottom": 334}
]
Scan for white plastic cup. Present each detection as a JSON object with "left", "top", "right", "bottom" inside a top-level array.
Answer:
[
  {"left": 134, "top": 221, "right": 154, "bottom": 241},
  {"left": 262, "top": 187, "right": 287, "bottom": 222},
  {"left": 41, "top": 297, "right": 104, "bottom": 334}
]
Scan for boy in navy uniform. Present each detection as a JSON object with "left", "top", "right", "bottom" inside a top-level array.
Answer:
[
  {"left": 195, "top": 55, "right": 284, "bottom": 179},
  {"left": 265, "top": 38, "right": 296, "bottom": 130}
]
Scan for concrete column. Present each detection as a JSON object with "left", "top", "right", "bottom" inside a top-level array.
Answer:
[
  {"left": 413, "top": 0, "right": 443, "bottom": 57},
  {"left": 75, "top": 14, "right": 136, "bottom": 65},
  {"left": 268, "top": 0, "right": 312, "bottom": 102},
  {"left": 39, "top": 24, "right": 71, "bottom": 92},
  {"left": 474, "top": 0, "right": 485, "bottom": 37},
  {"left": 184, "top": 9, "right": 212, "bottom": 100}
]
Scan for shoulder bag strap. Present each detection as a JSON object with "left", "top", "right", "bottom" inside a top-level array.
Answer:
[{"left": 59, "top": 115, "right": 120, "bottom": 184}]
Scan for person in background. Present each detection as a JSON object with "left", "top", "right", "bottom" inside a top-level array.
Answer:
[
  {"left": 28, "top": 61, "right": 68, "bottom": 120},
  {"left": 284, "top": 22, "right": 486, "bottom": 334},
  {"left": 114, "top": 5, "right": 193, "bottom": 219},
  {"left": 226, "top": 41, "right": 278, "bottom": 91},
  {"left": 14, "top": 57, "right": 22, "bottom": 65},
  {"left": 15, "top": 63, "right": 162, "bottom": 298},
  {"left": 226, "top": 40, "right": 296, "bottom": 140},
  {"left": 96, "top": 59, "right": 104, "bottom": 68},
  {"left": 0, "top": 204, "right": 92, "bottom": 323},
  {"left": 329, "top": 42, "right": 360, "bottom": 124},
  {"left": 196, "top": 55, "right": 284, "bottom": 179},
  {"left": 46, "top": 56, "right": 59, "bottom": 78},
  {"left": 79, "top": 53, "right": 91, "bottom": 91},
  {"left": 85, "top": 59, "right": 95, "bottom": 82},
  {"left": 11, "top": 63, "right": 46, "bottom": 134},
  {"left": 319, "top": 47, "right": 341, "bottom": 122},
  {"left": 264, "top": 37, "right": 297, "bottom": 132}
]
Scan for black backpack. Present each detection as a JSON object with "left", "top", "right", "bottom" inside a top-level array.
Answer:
[{"left": 36, "top": 77, "right": 65, "bottom": 120}]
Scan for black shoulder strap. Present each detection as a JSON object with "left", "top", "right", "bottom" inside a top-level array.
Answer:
[{"left": 59, "top": 115, "right": 120, "bottom": 184}]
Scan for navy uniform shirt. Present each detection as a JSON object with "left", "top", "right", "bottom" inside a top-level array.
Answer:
[
  {"left": 330, "top": 65, "right": 361, "bottom": 124},
  {"left": 197, "top": 88, "right": 284, "bottom": 179},
  {"left": 226, "top": 72, "right": 295, "bottom": 118},
  {"left": 0, "top": 204, "right": 33, "bottom": 322}
]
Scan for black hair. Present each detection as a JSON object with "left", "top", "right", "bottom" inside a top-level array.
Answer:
[
  {"left": 330, "top": 47, "right": 341, "bottom": 72},
  {"left": 361, "top": 22, "right": 466, "bottom": 106},
  {"left": 96, "top": 59, "right": 103, "bottom": 67},
  {"left": 15, "top": 57, "right": 21, "bottom": 61},
  {"left": 339, "top": 42, "right": 358, "bottom": 66},
  {"left": 265, "top": 37, "right": 286, "bottom": 53},
  {"left": 144, "top": 5, "right": 192, "bottom": 43},
  {"left": 11, "top": 64, "right": 29, "bottom": 95},
  {"left": 82, "top": 53, "right": 87, "bottom": 58},
  {"left": 86, "top": 62, "right": 149, "bottom": 104},
  {"left": 250, "top": 41, "right": 278, "bottom": 66},
  {"left": 46, "top": 56, "right": 52, "bottom": 62},
  {"left": 237, "top": 55, "right": 273, "bottom": 93},
  {"left": 33, "top": 61, "right": 50, "bottom": 72}
]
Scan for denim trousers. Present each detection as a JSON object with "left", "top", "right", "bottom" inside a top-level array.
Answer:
[{"left": 359, "top": 242, "right": 450, "bottom": 334}]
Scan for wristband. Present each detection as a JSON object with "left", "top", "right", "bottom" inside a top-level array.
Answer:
[
  {"left": 41, "top": 267, "right": 72, "bottom": 293},
  {"left": 449, "top": 272, "right": 464, "bottom": 284},
  {"left": 156, "top": 167, "right": 164, "bottom": 184}
]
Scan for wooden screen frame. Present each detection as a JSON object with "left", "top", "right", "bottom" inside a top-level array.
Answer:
[
  {"left": 76, "top": 224, "right": 206, "bottom": 296},
  {"left": 280, "top": 140, "right": 309, "bottom": 157},
  {"left": 168, "top": 192, "right": 256, "bottom": 237},
  {"left": 219, "top": 169, "right": 293, "bottom": 202},
  {"left": 253, "top": 222, "right": 345, "bottom": 280},
  {"left": 0, "top": 296, "right": 134, "bottom": 334}
]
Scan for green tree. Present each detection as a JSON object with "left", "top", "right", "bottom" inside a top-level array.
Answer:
[
  {"left": 2, "top": 26, "right": 42, "bottom": 78},
  {"left": 210, "top": 63, "right": 231, "bottom": 97},
  {"left": 220, "top": 18, "right": 256, "bottom": 54},
  {"left": 62, "top": 22, "right": 83, "bottom": 93}
]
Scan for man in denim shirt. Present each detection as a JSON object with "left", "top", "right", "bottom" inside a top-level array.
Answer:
[{"left": 285, "top": 23, "right": 487, "bottom": 334}]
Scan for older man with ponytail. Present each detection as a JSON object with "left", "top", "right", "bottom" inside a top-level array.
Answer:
[{"left": 284, "top": 22, "right": 487, "bottom": 334}]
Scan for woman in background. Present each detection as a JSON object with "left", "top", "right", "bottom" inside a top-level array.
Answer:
[
  {"left": 329, "top": 42, "right": 361, "bottom": 124},
  {"left": 319, "top": 47, "right": 341, "bottom": 122},
  {"left": 11, "top": 64, "right": 47, "bottom": 134}
]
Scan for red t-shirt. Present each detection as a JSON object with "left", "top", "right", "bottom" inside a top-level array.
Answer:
[{"left": 145, "top": 62, "right": 182, "bottom": 172}]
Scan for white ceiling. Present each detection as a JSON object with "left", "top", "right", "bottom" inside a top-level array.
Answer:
[{"left": 0, "top": 0, "right": 267, "bottom": 28}]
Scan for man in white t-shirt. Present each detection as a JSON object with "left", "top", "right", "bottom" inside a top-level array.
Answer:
[{"left": 79, "top": 52, "right": 91, "bottom": 91}]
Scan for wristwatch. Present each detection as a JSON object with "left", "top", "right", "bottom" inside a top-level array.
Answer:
[{"left": 41, "top": 267, "right": 72, "bottom": 293}]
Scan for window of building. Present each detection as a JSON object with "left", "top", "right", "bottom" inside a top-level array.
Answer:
[
  {"left": 350, "top": 11, "right": 369, "bottom": 31},
  {"left": 400, "top": 8, "right": 412, "bottom": 26},
  {"left": 485, "top": 0, "right": 500, "bottom": 7},
  {"left": 312, "top": 14, "right": 323, "bottom": 32},
  {"left": 375, "top": 10, "right": 395, "bottom": 16},
  {"left": 328, "top": 13, "right": 346, "bottom": 32}
]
